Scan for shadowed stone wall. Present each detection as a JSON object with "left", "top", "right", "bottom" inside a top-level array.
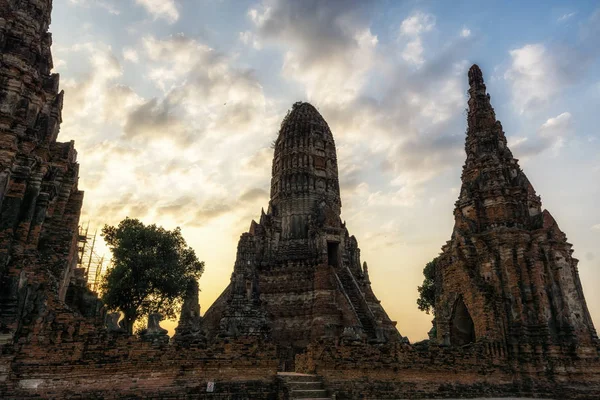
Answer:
[{"left": 433, "top": 65, "right": 598, "bottom": 360}]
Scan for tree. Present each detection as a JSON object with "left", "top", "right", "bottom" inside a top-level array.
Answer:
[
  {"left": 99, "top": 218, "right": 204, "bottom": 334},
  {"left": 417, "top": 257, "right": 438, "bottom": 315}
]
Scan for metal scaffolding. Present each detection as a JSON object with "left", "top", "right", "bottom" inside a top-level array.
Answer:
[{"left": 77, "top": 223, "right": 106, "bottom": 293}]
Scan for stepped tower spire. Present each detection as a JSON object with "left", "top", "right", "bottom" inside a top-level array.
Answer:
[
  {"left": 204, "top": 102, "right": 404, "bottom": 349},
  {"left": 434, "top": 65, "right": 597, "bottom": 356},
  {"left": 0, "top": 0, "right": 89, "bottom": 344},
  {"left": 269, "top": 102, "right": 341, "bottom": 243},
  {"left": 465, "top": 64, "right": 512, "bottom": 161},
  {"left": 456, "top": 64, "right": 541, "bottom": 233}
]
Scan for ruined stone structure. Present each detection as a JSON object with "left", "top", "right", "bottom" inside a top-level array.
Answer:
[
  {"left": 1, "top": 1, "right": 600, "bottom": 398},
  {"left": 204, "top": 102, "right": 403, "bottom": 352},
  {"left": 433, "top": 65, "right": 598, "bottom": 357},
  {"left": 0, "top": 0, "right": 101, "bottom": 348},
  {"left": 173, "top": 279, "right": 207, "bottom": 347}
]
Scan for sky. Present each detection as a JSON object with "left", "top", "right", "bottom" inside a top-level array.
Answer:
[{"left": 50, "top": 0, "right": 600, "bottom": 342}]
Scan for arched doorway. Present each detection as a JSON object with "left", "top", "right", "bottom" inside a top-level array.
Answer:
[{"left": 450, "top": 297, "right": 475, "bottom": 346}]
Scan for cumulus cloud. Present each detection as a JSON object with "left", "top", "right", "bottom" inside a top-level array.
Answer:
[
  {"left": 399, "top": 12, "right": 436, "bottom": 66},
  {"left": 400, "top": 12, "right": 436, "bottom": 36},
  {"left": 249, "top": 0, "right": 378, "bottom": 103},
  {"left": 55, "top": 32, "right": 278, "bottom": 242},
  {"left": 504, "top": 44, "right": 564, "bottom": 113},
  {"left": 123, "top": 48, "right": 139, "bottom": 63},
  {"left": 135, "top": 0, "right": 179, "bottom": 23},
  {"left": 239, "top": 31, "right": 262, "bottom": 49},
  {"left": 68, "top": 0, "right": 120, "bottom": 15},
  {"left": 504, "top": 11, "right": 600, "bottom": 113},
  {"left": 243, "top": 1, "right": 474, "bottom": 208},
  {"left": 123, "top": 98, "right": 189, "bottom": 144},
  {"left": 110, "top": 34, "right": 270, "bottom": 148},
  {"left": 239, "top": 188, "right": 269, "bottom": 203},
  {"left": 510, "top": 112, "right": 573, "bottom": 157},
  {"left": 58, "top": 42, "right": 139, "bottom": 132}
]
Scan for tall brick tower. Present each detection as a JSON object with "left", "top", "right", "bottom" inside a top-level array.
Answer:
[
  {"left": 203, "top": 103, "right": 403, "bottom": 353},
  {"left": 434, "top": 65, "right": 597, "bottom": 356},
  {"left": 0, "top": 0, "right": 93, "bottom": 345}
]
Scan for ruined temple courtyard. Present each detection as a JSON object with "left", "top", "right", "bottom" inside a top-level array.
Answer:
[{"left": 1, "top": 0, "right": 600, "bottom": 399}]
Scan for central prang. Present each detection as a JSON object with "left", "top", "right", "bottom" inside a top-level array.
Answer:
[
  {"left": 202, "top": 102, "right": 404, "bottom": 362},
  {"left": 268, "top": 102, "right": 343, "bottom": 261}
]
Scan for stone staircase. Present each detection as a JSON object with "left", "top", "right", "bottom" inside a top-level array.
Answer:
[
  {"left": 0, "top": 295, "right": 18, "bottom": 345},
  {"left": 278, "top": 372, "right": 332, "bottom": 399},
  {"left": 336, "top": 266, "right": 377, "bottom": 340}
]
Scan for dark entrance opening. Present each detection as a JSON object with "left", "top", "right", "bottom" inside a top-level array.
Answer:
[
  {"left": 277, "top": 345, "right": 301, "bottom": 372},
  {"left": 450, "top": 297, "right": 475, "bottom": 346},
  {"left": 327, "top": 242, "right": 340, "bottom": 268}
]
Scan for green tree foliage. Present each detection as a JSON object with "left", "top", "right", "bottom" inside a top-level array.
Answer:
[
  {"left": 99, "top": 218, "right": 204, "bottom": 334},
  {"left": 417, "top": 257, "right": 438, "bottom": 315}
]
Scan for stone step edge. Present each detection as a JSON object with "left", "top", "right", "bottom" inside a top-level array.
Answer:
[{"left": 277, "top": 372, "right": 317, "bottom": 377}]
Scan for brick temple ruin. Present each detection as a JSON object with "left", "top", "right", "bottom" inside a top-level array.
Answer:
[
  {"left": 202, "top": 102, "right": 404, "bottom": 358},
  {"left": 0, "top": 1, "right": 599, "bottom": 399},
  {"left": 433, "top": 65, "right": 598, "bottom": 355}
]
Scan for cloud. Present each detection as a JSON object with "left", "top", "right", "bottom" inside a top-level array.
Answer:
[
  {"left": 460, "top": 27, "right": 471, "bottom": 38},
  {"left": 123, "top": 48, "right": 139, "bottom": 63},
  {"left": 52, "top": 57, "right": 67, "bottom": 71},
  {"left": 361, "top": 219, "right": 405, "bottom": 249},
  {"left": 504, "top": 11, "right": 600, "bottom": 113},
  {"left": 55, "top": 33, "right": 277, "bottom": 242},
  {"left": 399, "top": 12, "right": 436, "bottom": 66},
  {"left": 385, "top": 129, "right": 464, "bottom": 187},
  {"left": 242, "top": 147, "right": 273, "bottom": 173},
  {"left": 510, "top": 112, "right": 573, "bottom": 157},
  {"left": 592, "top": 224, "right": 600, "bottom": 231},
  {"left": 558, "top": 12, "right": 576, "bottom": 22},
  {"left": 244, "top": 2, "right": 473, "bottom": 205},
  {"left": 400, "top": 12, "right": 435, "bottom": 36},
  {"left": 58, "top": 42, "right": 136, "bottom": 130},
  {"left": 249, "top": 0, "right": 378, "bottom": 103},
  {"left": 194, "top": 204, "right": 233, "bottom": 225},
  {"left": 239, "top": 188, "right": 269, "bottom": 203},
  {"left": 135, "top": 0, "right": 179, "bottom": 23},
  {"left": 112, "top": 34, "right": 269, "bottom": 148},
  {"left": 239, "top": 31, "right": 262, "bottom": 50},
  {"left": 123, "top": 97, "right": 190, "bottom": 144},
  {"left": 68, "top": 0, "right": 120, "bottom": 15},
  {"left": 504, "top": 44, "right": 563, "bottom": 112}
]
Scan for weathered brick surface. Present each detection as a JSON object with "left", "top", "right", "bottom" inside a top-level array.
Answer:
[
  {"left": 296, "top": 340, "right": 600, "bottom": 399},
  {"left": 203, "top": 102, "right": 404, "bottom": 354},
  {"left": 2, "top": 3, "right": 600, "bottom": 399},
  {"left": 433, "top": 65, "right": 598, "bottom": 361},
  {"left": 4, "top": 338, "right": 279, "bottom": 399},
  {"left": 0, "top": 0, "right": 93, "bottom": 348}
]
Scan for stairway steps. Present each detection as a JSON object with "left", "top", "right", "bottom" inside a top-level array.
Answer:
[
  {"left": 288, "top": 382, "right": 323, "bottom": 390},
  {"left": 0, "top": 298, "right": 18, "bottom": 319},
  {"left": 291, "top": 389, "right": 328, "bottom": 397},
  {"left": 337, "top": 268, "right": 378, "bottom": 339},
  {"left": 290, "top": 397, "right": 331, "bottom": 400},
  {"left": 278, "top": 372, "right": 333, "bottom": 399}
]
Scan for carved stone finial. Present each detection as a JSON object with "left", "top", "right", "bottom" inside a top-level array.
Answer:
[
  {"left": 363, "top": 261, "right": 371, "bottom": 283},
  {"left": 468, "top": 64, "right": 484, "bottom": 88}
]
